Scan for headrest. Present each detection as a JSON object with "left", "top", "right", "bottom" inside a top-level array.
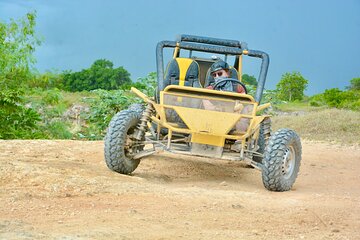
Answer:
[{"left": 164, "top": 58, "right": 201, "bottom": 87}]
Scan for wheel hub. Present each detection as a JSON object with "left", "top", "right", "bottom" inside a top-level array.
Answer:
[{"left": 282, "top": 145, "right": 295, "bottom": 179}]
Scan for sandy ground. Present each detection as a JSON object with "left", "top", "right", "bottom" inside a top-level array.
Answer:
[{"left": 0, "top": 140, "right": 359, "bottom": 240}]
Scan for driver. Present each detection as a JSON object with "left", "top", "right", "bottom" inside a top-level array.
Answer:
[
  {"left": 207, "top": 60, "right": 246, "bottom": 93},
  {"left": 204, "top": 60, "right": 250, "bottom": 133}
]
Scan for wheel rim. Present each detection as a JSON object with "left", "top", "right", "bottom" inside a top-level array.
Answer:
[{"left": 282, "top": 145, "right": 296, "bottom": 179}]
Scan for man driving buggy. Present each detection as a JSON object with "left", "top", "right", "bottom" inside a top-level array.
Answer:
[{"left": 206, "top": 60, "right": 246, "bottom": 94}]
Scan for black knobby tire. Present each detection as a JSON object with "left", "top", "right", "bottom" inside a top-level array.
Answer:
[
  {"left": 128, "top": 103, "right": 144, "bottom": 115},
  {"left": 253, "top": 118, "right": 271, "bottom": 164},
  {"left": 104, "top": 106, "right": 144, "bottom": 174},
  {"left": 262, "top": 128, "right": 302, "bottom": 192}
]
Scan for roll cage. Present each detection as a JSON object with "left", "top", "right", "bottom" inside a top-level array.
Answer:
[{"left": 156, "top": 34, "right": 270, "bottom": 103}]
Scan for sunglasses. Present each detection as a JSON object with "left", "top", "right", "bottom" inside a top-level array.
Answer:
[{"left": 212, "top": 71, "right": 224, "bottom": 78}]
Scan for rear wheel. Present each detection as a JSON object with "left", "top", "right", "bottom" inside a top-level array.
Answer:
[
  {"left": 262, "top": 129, "right": 302, "bottom": 191},
  {"left": 104, "top": 108, "right": 144, "bottom": 174}
]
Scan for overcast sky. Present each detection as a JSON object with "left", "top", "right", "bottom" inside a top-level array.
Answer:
[{"left": 1, "top": 0, "right": 359, "bottom": 95}]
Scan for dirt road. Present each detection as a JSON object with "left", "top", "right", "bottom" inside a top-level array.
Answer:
[{"left": 0, "top": 140, "right": 359, "bottom": 239}]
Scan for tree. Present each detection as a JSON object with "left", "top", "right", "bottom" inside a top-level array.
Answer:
[
  {"left": 276, "top": 72, "right": 308, "bottom": 101},
  {"left": 62, "top": 59, "right": 132, "bottom": 91},
  {"left": 0, "top": 12, "right": 43, "bottom": 139},
  {"left": 242, "top": 74, "right": 257, "bottom": 86},
  {"left": 1, "top": 12, "right": 41, "bottom": 87},
  {"left": 347, "top": 77, "right": 360, "bottom": 91}
]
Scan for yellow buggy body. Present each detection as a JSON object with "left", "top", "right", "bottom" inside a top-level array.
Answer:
[
  {"left": 104, "top": 35, "right": 302, "bottom": 191},
  {"left": 131, "top": 85, "right": 270, "bottom": 167}
]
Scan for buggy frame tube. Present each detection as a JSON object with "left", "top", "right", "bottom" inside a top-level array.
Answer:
[
  {"left": 244, "top": 50, "right": 270, "bottom": 103},
  {"left": 176, "top": 34, "right": 243, "bottom": 47}
]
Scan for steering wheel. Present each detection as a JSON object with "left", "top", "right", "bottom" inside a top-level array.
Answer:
[{"left": 212, "top": 78, "right": 248, "bottom": 94}]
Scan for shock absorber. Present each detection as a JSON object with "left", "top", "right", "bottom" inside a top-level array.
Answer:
[{"left": 133, "top": 103, "right": 154, "bottom": 140}]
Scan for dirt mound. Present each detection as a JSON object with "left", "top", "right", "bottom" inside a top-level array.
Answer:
[{"left": 1, "top": 140, "right": 359, "bottom": 239}]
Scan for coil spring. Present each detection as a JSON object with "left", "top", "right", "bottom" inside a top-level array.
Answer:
[{"left": 134, "top": 103, "right": 154, "bottom": 140}]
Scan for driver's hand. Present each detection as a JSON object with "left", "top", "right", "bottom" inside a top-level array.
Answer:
[
  {"left": 236, "top": 84, "right": 246, "bottom": 94},
  {"left": 234, "top": 103, "right": 244, "bottom": 113}
]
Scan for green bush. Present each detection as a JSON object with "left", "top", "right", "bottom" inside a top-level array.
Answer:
[
  {"left": 0, "top": 89, "right": 43, "bottom": 139},
  {"left": 42, "top": 89, "right": 63, "bottom": 105},
  {"left": 322, "top": 88, "right": 360, "bottom": 110},
  {"left": 121, "top": 72, "right": 157, "bottom": 97},
  {"left": 261, "top": 89, "right": 283, "bottom": 105},
  {"left": 308, "top": 87, "right": 359, "bottom": 111},
  {"left": 44, "top": 121, "right": 73, "bottom": 139},
  {"left": 323, "top": 88, "right": 343, "bottom": 107},
  {"left": 338, "top": 92, "right": 360, "bottom": 111},
  {"left": 80, "top": 89, "right": 138, "bottom": 139},
  {"left": 309, "top": 100, "right": 321, "bottom": 107}
]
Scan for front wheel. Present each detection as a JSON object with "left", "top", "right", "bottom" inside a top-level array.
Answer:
[
  {"left": 104, "top": 108, "right": 144, "bottom": 174},
  {"left": 253, "top": 118, "right": 271, "bottom": 164},
  {"left": 262, "top": 129, "right": 302, "bottom": 191}
]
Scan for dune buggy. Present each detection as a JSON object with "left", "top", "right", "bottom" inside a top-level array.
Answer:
[{"left": 104, "top": 34, "right": 302, "bottom": 191}]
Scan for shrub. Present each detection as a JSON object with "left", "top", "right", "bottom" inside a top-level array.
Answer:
[
  {"left": 44, "top": 121, "right": 73, "bottom": 139},
  {"left": 323, "top": 88, "right": 343, "bottom": 107},
  {"left": 80, "top": 89, "right": 138, "bottom": 139},
  {"left": 309, "top": 100, "right": 321, "bottom": 107},
  {"left": 121, "top": 72, "right": 157, "bottom": 97},
  {"left": 42, "top": 89, "right": 63, "bottom": 105},
  {"left": 0, "top": 89, "right": 43, "bottom": 139},
  {"left": 322, "top": 88, "right": 360, "bottom": 110}
]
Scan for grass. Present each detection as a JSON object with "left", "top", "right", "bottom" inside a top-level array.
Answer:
[
  {"left": 274, "top": 101, "right": 327, "bottom": 112},
  {"left": 61, "top": 91, "right": 98, "bottom": 106},
  {"left": 25, "top": 89, "right": 97, "bottom": 108},
  {"left": 272, "top": 108, "right": 360, "bottom": 145}
]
